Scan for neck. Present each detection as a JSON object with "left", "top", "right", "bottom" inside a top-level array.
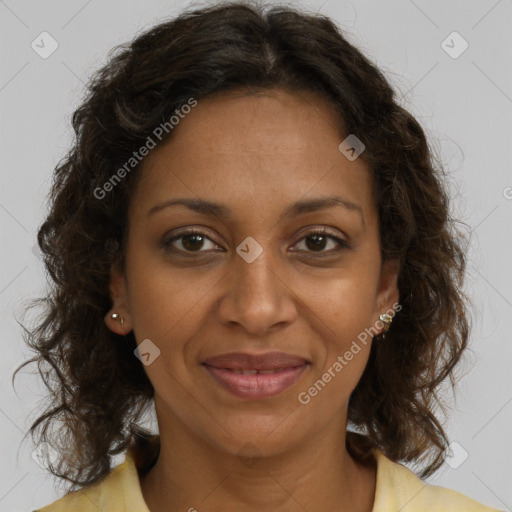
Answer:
[{"left": 139, "top": 410, "right": 376, "bottom": 512}]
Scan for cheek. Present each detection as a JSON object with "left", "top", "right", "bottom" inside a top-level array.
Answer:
[
  {"left": 301, "top": 261, "right": 379, "bottom": 399},
  {"left": 307, "top": 265, "right": 379, "bottom": 342},
  {"left": 125, "top": 243, "right": 211, "bottom": 343},
  {"left": 124, "top": 260, "right": 202, "bottom": 401},
  {"left": 299, "top": 300, "right": 374, "bottom": 414}
]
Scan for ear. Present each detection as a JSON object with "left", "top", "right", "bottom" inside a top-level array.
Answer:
[
  {"left": 374, "top": 258, "right": 400, "bottom": 332},
  {"left": 104, "top": 269, "right": 133, "bottom": 335}
]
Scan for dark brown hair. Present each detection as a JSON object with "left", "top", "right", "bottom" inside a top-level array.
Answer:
[{"left": 13, "top": 0, "right": 470, "bottom": 491}]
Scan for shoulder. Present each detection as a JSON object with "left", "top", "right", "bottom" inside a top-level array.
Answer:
[
  {"left": 372, "top": 448, "right": 503, "bottom": 512},
  {"left": 33, "top": 446, "right": 151, "bottom": 512}
]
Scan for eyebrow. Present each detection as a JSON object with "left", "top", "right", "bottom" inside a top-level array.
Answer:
[{"left": 147, "top": 195, "right": 365, "bottom": 227}]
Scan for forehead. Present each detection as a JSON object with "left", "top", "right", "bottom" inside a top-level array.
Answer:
[
  {"left": 139, "top": 88, "right": 347, "bottom": 168},
  {"left": 130, "top": 88, "right": 374, "bottom": 223},
  {"left": 176, "top": 88, "right": 343, "bottom": 151}
]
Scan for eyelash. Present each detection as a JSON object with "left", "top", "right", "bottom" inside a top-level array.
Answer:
[{"left": 160, "top": 227, "right": 351, "bottom": 256}]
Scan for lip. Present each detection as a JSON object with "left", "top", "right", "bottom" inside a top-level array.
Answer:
[
  {"left": 202, "top": 352, "right": 310, "bottom": 400},
  {"left": 203, "top": 351, "right": 309, "bottom": 370}
]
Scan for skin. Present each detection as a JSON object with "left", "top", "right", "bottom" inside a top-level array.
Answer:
[{"left": 105, "top": 87, "right": 399, "bottom": 512}]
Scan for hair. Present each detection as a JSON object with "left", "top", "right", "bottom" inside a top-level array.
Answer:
[{"left": 13, "top": 0, "right": 471, "bottom": 491}]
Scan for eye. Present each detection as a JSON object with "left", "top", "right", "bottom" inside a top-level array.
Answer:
[
  {"left": 160, "top": 228, "right": 222, "bottom": 254},
  {"left": 161, "top": 227, "right": 350, "bottom": 255},
  {"left": 291, "top": 228, "right": 350, "bottom": 254}
]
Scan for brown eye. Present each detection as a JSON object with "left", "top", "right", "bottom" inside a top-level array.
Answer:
[
  {"left": 292, "top": 229, "right": 350, "bottom": 254},
  {"left": 160, "top": 229, "right": 222, "bottom": 254}
]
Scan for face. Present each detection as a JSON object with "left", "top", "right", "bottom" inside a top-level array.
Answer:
[{"left": 106, "top": 88, "right": 399, "bottom": 458}]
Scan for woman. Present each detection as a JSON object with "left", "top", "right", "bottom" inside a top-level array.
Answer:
[{"left": 15, "top": 1, "right": 502, "bottom": 511}]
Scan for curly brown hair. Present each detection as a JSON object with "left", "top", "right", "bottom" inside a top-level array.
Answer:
[{"left": 13, "top": 0, "right": 471, "bottom": 491}]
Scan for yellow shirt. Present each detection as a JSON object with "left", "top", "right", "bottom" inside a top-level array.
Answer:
[{"left": 35, "top": 437, "right": 502, "bottom": 512}]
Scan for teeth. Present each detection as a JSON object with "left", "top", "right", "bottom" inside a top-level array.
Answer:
[{"left": 228, "top": 368, "right": 286, "bottom": 375}]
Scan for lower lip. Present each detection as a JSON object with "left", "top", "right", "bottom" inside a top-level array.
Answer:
[{"left": 204, "top": 364, "right": 309, "bottom": 400}]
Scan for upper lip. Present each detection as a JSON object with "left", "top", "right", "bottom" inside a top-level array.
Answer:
[{"left": 203, "top": 352, "right": 309, "bottom": 370}]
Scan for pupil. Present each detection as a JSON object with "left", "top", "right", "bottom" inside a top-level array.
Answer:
[
  {"left": 183, "top": 234, "right": 204, "bottom": 251},
  {"left": 306, "top": 234, "right": 326, "bottom": 251}
]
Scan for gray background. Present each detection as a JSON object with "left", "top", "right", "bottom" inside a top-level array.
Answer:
[{"left": 1, "top": 0, "right": 511, "bottom": 510}]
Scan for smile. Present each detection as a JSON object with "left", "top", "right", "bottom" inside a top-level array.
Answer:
[{"left": 203, "top": 363, "right": 309, "bottom": 400}]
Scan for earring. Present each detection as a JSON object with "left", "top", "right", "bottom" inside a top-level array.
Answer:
[
  {"left": 379, "top": 313, "right": 393, "bottom": 333},
  {"left": 111, "top": 312, "right": 125, "bottom": 332}
]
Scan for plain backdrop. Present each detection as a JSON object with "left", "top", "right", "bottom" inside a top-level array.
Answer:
[{"left": 1, "top": 0, "right": 511, "bottom": 510}]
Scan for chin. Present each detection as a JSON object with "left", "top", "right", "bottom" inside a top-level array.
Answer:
[{"left": 196, "top": 408, "right": 312, "bottom": 459}]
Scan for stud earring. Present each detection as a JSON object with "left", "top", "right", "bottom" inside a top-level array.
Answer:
[
  {"left": 111, "top": 312, "right": 125, "bottom": 332},
  {"left": 379, "top": 313, "right": 393, "bottom": 334}
]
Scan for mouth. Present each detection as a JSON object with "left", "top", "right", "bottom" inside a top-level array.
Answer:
[
  {"left": 219, "top": 367, "right": 297, "bottom": 375},
  {"left": 202, "top": 352, "right": 310, "bottom": 400}
]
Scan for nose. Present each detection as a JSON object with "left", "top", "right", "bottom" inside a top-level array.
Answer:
[{"left": 216, "top": 239, "right": 297, "bottom": 336}]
